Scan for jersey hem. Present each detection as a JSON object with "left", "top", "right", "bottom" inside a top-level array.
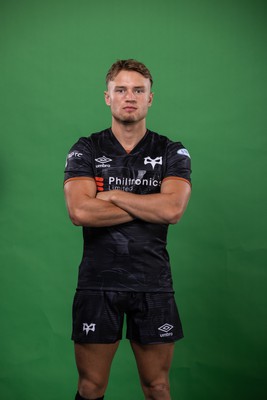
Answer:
[
  {"left": 76, "top": 287, "right": 175, "bottom": 293},
  {"left": 64, "top": 176, "right": 95, "bottom": 185},
  {"left": 163, "top": 176, "right": 191, "bottom": 186}
]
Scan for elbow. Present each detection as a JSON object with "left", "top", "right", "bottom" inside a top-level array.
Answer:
[
  {"left": 164, "top": 208, "right": 183, "bottom": 225},
  {"left": 68, "top": 208, "right": 84, "bottom": 226},
  {"left": 168, "top": 214, "right": 181, "bottom": 225},
  {"left": 71, "top": 217, "right": 82, "bottom": 227},
  {"left": 68, "top": 206, "right": 98, "bottom": 227}
]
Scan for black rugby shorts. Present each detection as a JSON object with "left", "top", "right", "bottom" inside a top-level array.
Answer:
[{"left": 72, "top": 290, "right": 184, "bottom": 344}]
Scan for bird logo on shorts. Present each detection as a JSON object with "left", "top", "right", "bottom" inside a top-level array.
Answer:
[{"left": 83, "top": 323, "right": 96, "bottom": 335}]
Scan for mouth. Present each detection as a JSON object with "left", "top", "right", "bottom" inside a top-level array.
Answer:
[{"left": 123, "top": 106, "right": 137, "bottom": 112}]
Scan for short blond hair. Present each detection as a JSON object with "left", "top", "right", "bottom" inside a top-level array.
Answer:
[{"left": 106, "top": 59, "right": 153, "bottom": 88}]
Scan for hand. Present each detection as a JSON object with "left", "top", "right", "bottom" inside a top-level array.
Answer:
[
  {"left": 96, "top": 189, "right": 125, "bottom": 203},
  {"left": 96, "top": 191, "right": 110, "bottom": 201},
  {"left": 96, "top": 190, "right": 118, "bottom": 202}
]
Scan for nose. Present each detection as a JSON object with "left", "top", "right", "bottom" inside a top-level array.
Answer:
[{"left": 125, "top": 90, "right": 136, "bottom": 101}]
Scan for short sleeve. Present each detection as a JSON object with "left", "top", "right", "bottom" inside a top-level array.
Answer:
[
  {"left": 64, "top": 137, "right": 95, "bottom": 183},
  {"left": 164, "top": 141, "right": 192, "bottom": 184}
]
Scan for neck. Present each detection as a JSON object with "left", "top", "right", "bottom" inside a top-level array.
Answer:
[{"left": 111, "top": 118, "right": 147, "bottom": 151}]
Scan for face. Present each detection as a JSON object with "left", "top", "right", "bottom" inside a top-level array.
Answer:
[{"left": 104, "top": 70, "right": 153, "bottom": 124}]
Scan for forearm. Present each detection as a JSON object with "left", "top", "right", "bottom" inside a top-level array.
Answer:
[
  {"left": 67, "top": 197, "right": 134, "bottom": 227},
  {"left": 104, "top": 190, "right": 185, "bottom": 224}
]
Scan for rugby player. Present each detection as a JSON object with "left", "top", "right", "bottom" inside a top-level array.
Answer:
[{"left": 64, "top": 59, "right": 191, "bottom": 400}]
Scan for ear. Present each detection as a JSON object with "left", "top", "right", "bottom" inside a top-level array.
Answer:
[
  {"left": 148, "top": 91, "right": 154, "bottom": 107},
  {"left": 104, "top": 91, "right": 111, "bottom": 106}
]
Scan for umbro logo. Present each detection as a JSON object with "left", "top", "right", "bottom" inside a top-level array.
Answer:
[
  {"left": 95, "top": 156, "right": 112, "bottom": 168},
  {"left": 158, "top": 323, "right": 173, "bottom": 333},
  {"left": 158, "top": 323, "right": 174, "bottom": 337},
  {"left": 95, "top": 156, "right": 112, "bottom": 164},
  {"left": 144, "top": 156, "right": 162, "bottom": 169},
  {"left": 83, "top": 323, "right": 96, "bottom": 335}
]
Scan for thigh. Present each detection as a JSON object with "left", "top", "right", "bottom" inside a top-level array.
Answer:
[
  {"left": 72, "top": 290, "right": 124, "bottom": 343},
  {"left": 75, "top": 341, "right": 120, "bottom": 384},
  {"left": 126, "top": 292, "right": 183, "bottom": 344},
  {"left": 131, "top": 341, "right": 175, "bottom": 385}
]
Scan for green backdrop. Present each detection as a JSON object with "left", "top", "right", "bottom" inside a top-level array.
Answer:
[{"left": 1, "top": 0, "right": 266, "bottom": 399}]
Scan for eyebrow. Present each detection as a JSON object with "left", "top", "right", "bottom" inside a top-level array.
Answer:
[{"left": 114, "top": 86, "right": 146, "bottom": 89}]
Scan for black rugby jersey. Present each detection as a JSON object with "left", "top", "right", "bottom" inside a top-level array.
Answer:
[{"left": 64, "top": 129, "right": 191, "bottom": 292}]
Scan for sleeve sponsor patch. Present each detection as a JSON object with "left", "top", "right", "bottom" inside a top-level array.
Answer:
[{"left": 177, "top": 148, "right": 190, "bottom": 158}]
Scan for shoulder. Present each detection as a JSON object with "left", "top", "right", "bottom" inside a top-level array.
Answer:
[
  {"left": 147, "top": 130, "right": 187, "bottom": 151},
  {"left": 89, "top": 128, "right": 111, "bottom": 142},
  {"left": 147, "top": 131, "right": 191, "bottom": 170},
  {"left": 68, "top": 129, "right": 110, "bottom": 150}
]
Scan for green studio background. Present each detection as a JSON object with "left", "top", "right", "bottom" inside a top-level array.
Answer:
[{"left": 0, "top": 0, "right": 266, "bottom": 399}]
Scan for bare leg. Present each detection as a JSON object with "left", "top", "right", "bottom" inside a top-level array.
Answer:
[
  {"left": 131, "top": 341, "right": 175, "bottom": 400},
  {"left": 74, "top": 341, "right": 120, "bottom": 399}
]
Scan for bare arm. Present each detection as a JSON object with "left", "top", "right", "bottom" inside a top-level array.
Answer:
[
  {"left": 97, "top": 178, "right": 191, "bottom": 225},
  {"left": 64, "top": 178, "right": 134, "bottom": 227}
]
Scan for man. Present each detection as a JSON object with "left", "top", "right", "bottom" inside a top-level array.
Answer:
[{"left": 64, "top": 59, "right": 191, "bottom": 400}]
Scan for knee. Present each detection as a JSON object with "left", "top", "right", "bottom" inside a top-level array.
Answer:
[
  {"left": 78, "top": 376, "right": 106, "bottom": 398},
  {"left": 143, "top": 381, "right": 171, "bottom": 400}
]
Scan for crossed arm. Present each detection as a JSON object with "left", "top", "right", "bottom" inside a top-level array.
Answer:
[{"left": 64, "top": 178, "right": 191, "bottom": 227}]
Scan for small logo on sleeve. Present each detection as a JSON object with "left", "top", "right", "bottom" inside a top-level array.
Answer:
[
  {"left": 177, "top": 149, "right": 190, "bottom": 158},
  {"left": 65, "top": 151, "right": 83, "bottom": 167}
]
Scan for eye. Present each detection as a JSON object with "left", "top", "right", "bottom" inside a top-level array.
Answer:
[
  {"left": 115, "top": 88, "right": 125, "bottom": 93},
  {"left": 135, "top": 88, "right": 144, "bottom": 94}
]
